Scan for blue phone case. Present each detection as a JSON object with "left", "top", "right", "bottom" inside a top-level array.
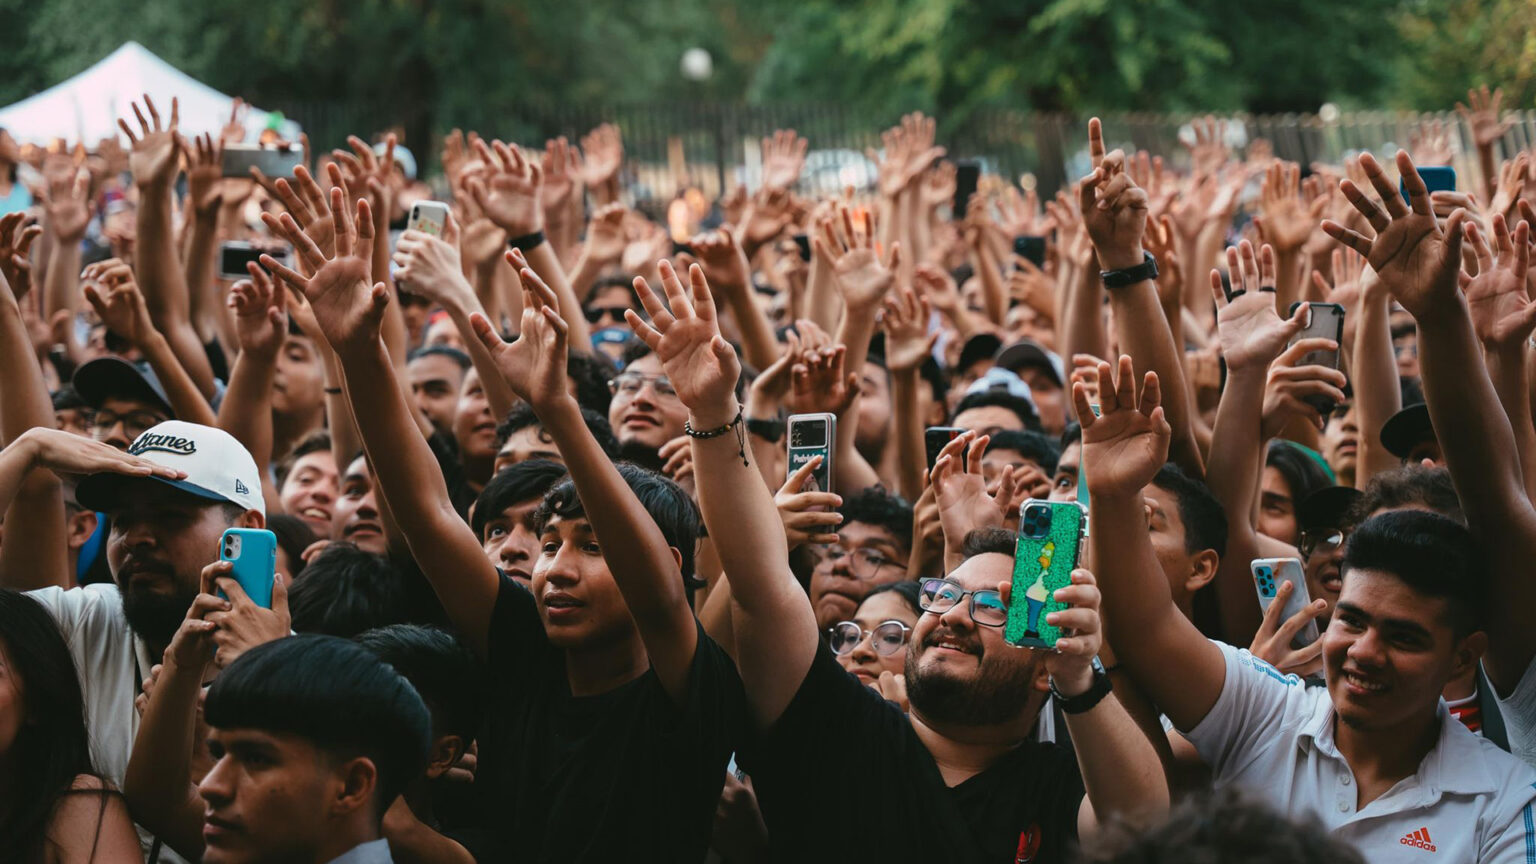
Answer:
[
  {"left": 1400, "top": 165, "right": 1456, "bottom": 202},
  {"left": 219, "top": 528, "right": 277, "bottom": 608}
]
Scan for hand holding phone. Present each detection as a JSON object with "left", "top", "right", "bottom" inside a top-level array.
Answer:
[
  {"left": 1250, "top": 558, "right": 1320, "bottom": 649},
  {"left": 1286, "top": 302, "right": 1345, "bottom": 414},
  {"left": 218, "top": 528, "right": 278, "bottom": 609},
  {"left": 787, "top": 414, "right": 835, "bottom": 494},
  {"left": 1006, "top": 500, "right": 1086, "bottom": 649}
]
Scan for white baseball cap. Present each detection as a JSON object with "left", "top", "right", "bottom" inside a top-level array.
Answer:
[{"left": 76, "top": 420, "right": 265, "bottom": 515}]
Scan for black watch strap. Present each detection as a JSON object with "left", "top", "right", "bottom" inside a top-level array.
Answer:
[
  {"left": 745, "top": 416, "right": 785, "bottom": 443},
  {"left": 1051, "top": 657, "right": 1113, "bottom": 715},
  {"left": 1099, "top": 251, "right": 1158, "bottom": 288}
]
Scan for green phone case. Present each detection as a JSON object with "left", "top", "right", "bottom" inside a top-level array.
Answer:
[{"left": 1006, "top": 500, "right": 1086, "bottom": 648}]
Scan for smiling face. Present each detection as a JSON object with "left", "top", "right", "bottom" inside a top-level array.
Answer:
[
  {"left": 332, "top": 456, "right": 386, "bottom": 554},
  {"left": 808, "top": 521, "right": 909, "bottom": 630},
  {"left": 1322, "top": 568, "right": 1478, "bottom": 733},
  {"left": 904, "top": 553, "right": 1046, "bottom": 727},
  {"left": 279, "top": 451, "right": 338, "bottom": 537},
  {"left": 835, "top": 591, "right": 919, "bottom": 685},
  {"left": 532, "top": 514, "right": 638, "bottom": 650},
  {"left": 607, "top": 354, "right": 688, "bottom": 453},
  {"left": 198, "top": 728, "right": 348, "bottom": 863}
]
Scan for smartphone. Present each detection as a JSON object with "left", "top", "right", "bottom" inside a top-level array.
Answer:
[
  {"left": 787, "top": 413, "right": 835, "bottom": 494},
  {"left": 1400, "top": 165, "right": 1456, "bottom": 203},
  {"left": 219, "top": 242, "right": 290, "bottom": 281},
  {"left": 218, "top": 528, "right": 278, "bottom": 609},
  {"left": 407, "top": 200, "right": 450, "bottom": 237},
  {"left": 924, "top": 426, "right": 968, "bottom": 470},
  {"left": 1013, "top": 236, "right": 1047, "bottom": 269},
  {"left": 1287, "top": 302, "right": 1345, "bottom": 414},
  {"left": 792, "top": 233, "right": 812, "bottom": 262},
  {"left": 953, "top": 160, "right": 981, "bottom": 218},
  {"left": 1006, "top": 500, "right": 1086, "bottom": 649},
  {"left": 222, "top": 144, "right": 303, "bottom": 180},
  {"left": 1251, "top": 557, "right": 1320, "bottom": 648}
]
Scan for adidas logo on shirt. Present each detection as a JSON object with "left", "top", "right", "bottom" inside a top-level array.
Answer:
[{"left": 1399, "top": 827, "right": 1436, "bottom": 852}]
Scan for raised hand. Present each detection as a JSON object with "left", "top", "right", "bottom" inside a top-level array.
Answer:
[
  {"left": 931, "top": 431, "right": 1016, "bottom": 543},
  {"left": 43, "top": 166, "right": 92, "bottom": 243},
  {"left": 817, "top": 206, "right": 899, "bottom": 311},
  {"left": 1210, "top": 240, "right": 1307, "bottom": 371},
  {"left": 117, "top": 95, "right": 181, "bottom": 188},
  {"left": 0, "top": 213, "right": 42, "bottom": 300},
  {"left": 579, "top": 123, "right": 624, "bottom": 192},
  {"left": 267, "top": 166, "right": 337, "bottom": 259},
  {"left": 626, "top": 260, "right": 741, "bottom": 422},
  {"left": 1248, "top": 580, "right": 1326, "bottom": 677},
  {"left": 922, "top": 162, "right": 959, "bottom": 211},
  {"left": 739, "top": 187, "right": 793, "bottom": 252},
  {"left": 1255, "top": 161, "right": 1325, "bottom": 253},
  {"left": 687, "top": 226, "right": 751, "bottom": 290},
  {"left": 200, "top": 559, "right": 291, "bottom": 668},
  {"left": 788, "top": 344, "right": 858, "bottom": 417},
  {"left": 761, "top": 129, "right": 808, "bottom": 192},
  {"left": 1261, "top": 338, "right": 1348, "bottom": 437},
  {"left": 1457, "top": 85, "right": 1513, "bottom": 150},
  {"left": 1074, "top": 356, "right": 1169, "bottom": 498},
  {"left": 1079, "top": 118, "right": 1148, "bottom": 270},
  {"left": 228, "top": 262, "right": 287, "bottom": 358},
  {"left": 541, "top": 136, "right": 579, "bottom": 213},
  {"left": 1182, "top": 115, "right": 1230, "bottom": 177},
  {"left": 1464, "top": 213, "right": 1536, "bottom": 351},
  {"left": 776, "top": 455, "right": 843, "bottom": 548},
  {"left": 583, "top": 202, "right": 629, "bottom": 265},
  {"left": 467, "top": 139, "right": 544, "bottom": 237},
  {"left": 82, "top": 259, "right": 155, "bottom": 345},
  {"left": 259, "top": 186, "right": 383, "bottom": 357},
  {"left": 470, "top": 252, "right": 570, "bottom": 409},
  {"left": 1323, "top": 150, "right": 1468, "bottom": 320},
  {"left": 881, "top": 281, "right": 935, "bottom": 373},
  {"left": 185, "top": 133, "right": 224, "bottom": 219},
  {"left": 1037, "top": 569, "right": 1104, "bottom": 690},
  {"left": 393, "top": 212, "right": 474, "bottom": 307},
  {"left": 12, "top": 426, "right": 186, "bottom": 480},
  {"left": 913, "top": 263, "right": 962, "bottom": 317}
]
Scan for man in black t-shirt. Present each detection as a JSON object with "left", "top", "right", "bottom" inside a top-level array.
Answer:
[
  {"left": 273, "top": 191, "right": 747, "bottom": 862},
  {"left": 627, "top": 261, "right": 1169, "bottom": 863}
]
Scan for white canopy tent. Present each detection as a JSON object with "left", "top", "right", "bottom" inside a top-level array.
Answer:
[{"left": 0, "top": 41, "right": 299, "bottom": 144}]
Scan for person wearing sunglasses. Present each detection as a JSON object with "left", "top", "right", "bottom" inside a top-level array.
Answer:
[
  {"left": 831, "top": 581, "right": 920, "bottom": 689},
  {"left": 1296, "top": 486, "right": 1361, "bottom": 623}
]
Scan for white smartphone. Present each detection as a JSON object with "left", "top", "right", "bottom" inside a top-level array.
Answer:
[
  {"left": 406, "top": 200, "right": 450, "bottom": 237},
  {"left": 222, "top": 144, "right": 303, "bottom": 180},
  {"left": 1251, "top": 557, "right": 1320, "bottom": 647}
]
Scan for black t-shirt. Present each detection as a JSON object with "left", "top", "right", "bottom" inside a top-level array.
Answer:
[
  {"left": 738, "top": 645, "right": 1085, "bottom": 863},
  {"left": 471, "top": 572, "right": 747, "bottom": 862}
]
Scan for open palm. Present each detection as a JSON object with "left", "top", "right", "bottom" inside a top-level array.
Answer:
[
  {"left": 627, "top": 260, "right": 740, "bottom": 415},
  {"left": 473, "top": 255, "right": 569, "bottom": 409},
  {"left": 260, "top": 190, "right": 382, "bottom": 357},
  {"left": 1211, "top": 241, "right": 1305, "bottom": 371},
  {"left": 469, "top": 139, "right": 543, "bottom": 236},
  {"left": 1075, "top": 357, "right": 1170, "bottom": 498},
  {"left": 1464, "top": 215, "right": 1536, "bottom": 351},
  {"left": 119, "top": 96, "right": 180, "bottom": 188}
]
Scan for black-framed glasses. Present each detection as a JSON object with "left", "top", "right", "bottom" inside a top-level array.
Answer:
[
  {"left": 918, "top": 578, "right": 1007, "bottom": 628},
  {"left": 811, "top": 545, "right": 898, "bottom": 581},
  {"left": 608, "top": 373, "right": 676, "bottom": 398},
  {"left": 90, "top": 409, "right": 165, "bottom": 441},
  {"left": 1299, "top": 527, "right": 1348, "bottom": 558},
  {"left": 828, "top": 619, "right": 911, "bottom": 656},
  {"left": 585, "top": 305, "right": 630, "bottom": 324}
]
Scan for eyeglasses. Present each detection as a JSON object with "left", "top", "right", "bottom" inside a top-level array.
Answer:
[
  {"left": 90, "top": 409, "right": 165, "bottom": 441},
  {"left": 585, "top": 305, "right": 631, "bottom": 324},
  {"left": 608, "top": 373, "right": 676, "bottom": 398},
  {"left": 828, "top": 620, "right": 911, "bottom": 656},
  {"left": 1299, "top": 527, "right": 1349, "bottom": 558},
  {"left": 918, "top": 577, "right": 1007, "bottom": 628},
  {"left": 811, "top": 545, "right": 898, "bottom": 580}
]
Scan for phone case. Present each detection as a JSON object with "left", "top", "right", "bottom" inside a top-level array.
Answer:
[
  {"left": 787, "top": 414, "right": 835, "bottom": 494},
  {"left": 407, "top": 202, "right": 450, "bottom": 237},
  {"left": 924, "top": 427, "right": 967, "bottom": 470},
  {"left": 221, "top": 145, "right": 303, "bottom": 180},
  {"left": 1288, "top": 302, "right": 1345, "bottom": 413},
  {"left": 1251, "top": 557, "right": 1319, "bottom": 647},
  {"left": 1006, "top": 500, "right": 1086, "bottom": 648},
  {"left": 219, "top": 528, "right": 277, "bottom": 609}
]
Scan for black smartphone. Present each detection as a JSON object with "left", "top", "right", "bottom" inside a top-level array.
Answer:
[
  {"left": 670, "top": 239, "right": 694, "bottom": 257},
  {"left": 953, "top": 160, "right": 981, "bottom": 218},
  {"left": 1287, "top": 302, "right": 1346, "bottom": 414},
  {"left": 792, "top": 233, "right": 812, "bottom": 262},
  {"left": 1013, "top": 236, "right": 1046, "bottom": 269},
  {"left": 925, "top": 426, "right": 968, "bottom": 470},
  {"left": 218, "top": 242, "right": 290, "bottom": 280}
]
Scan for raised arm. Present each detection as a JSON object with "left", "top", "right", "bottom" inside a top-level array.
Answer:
[
  {"left": 1346, "top": 262, "right": 1402, "bottom": 487},
  {"left": 882, "top": 281, "right": 935, "bottom": 500},
  {"left": 119, "top": 96, "right": 218, "bottom": 399},
  {"left": 626, "top": 260, "right": 819, "bottom": 726},
  {"left": 262, "top": 187, "right": 501, "bottom": 659},
  {"left": 1080, "top": 119, "right": 1203, "bottom": 478},
  {"left": 689, "top": 226, "right": 779, "bottom": 373},
  {"left": 1080, "top": 356, "right": 1227, "bottom": 731},
  {"left": 0, "top": 429, "right": 181, "bottom": 520},
  {"left": 823, "top": 205, "right": 900, "bottom": 380},
  {"left": 1463, "top": 213, "right": 1536, "bottom": 502},
  {"left": 183, "top": 133, "right": 228, "bottom": 347},
  {"left": 41, "top": 168, "right": 89, "bottom": 327},
  {"left": 1456, "top": 86, "right": 1511, "bottom": 203},
  {"left": 1322, "top": 149, "right": 1536, "bottom": 689},
  {"left": 217, "top": 265, "right": 285, "bottom": 486},
  {"left": 473, "top": 260, "right": 696, "bottom": 701}
]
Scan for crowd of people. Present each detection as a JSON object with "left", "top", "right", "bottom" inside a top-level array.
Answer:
[{"left": 0, "top": 84, "right": 1534, "bottom": 862}]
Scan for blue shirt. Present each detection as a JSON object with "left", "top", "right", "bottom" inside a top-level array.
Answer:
[{"left": 326, "top": 838, "right": 392, "bottom": 864}]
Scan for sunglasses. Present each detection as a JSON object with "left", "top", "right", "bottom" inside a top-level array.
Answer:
[{"left": 584, "top": 306, "right": 630, "bottom": 324}]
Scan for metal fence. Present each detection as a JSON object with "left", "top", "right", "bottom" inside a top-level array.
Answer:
[{"left": 267, "top": 99, "right": 1536, "bottom": 212}]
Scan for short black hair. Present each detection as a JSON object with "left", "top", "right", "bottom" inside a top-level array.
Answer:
[
  {"left": 266, "top": 514, "right": 318, "bottom": 579},
  {"left": 204, "top": 635, "right": 431, "bottom": 817},
  {"left": 951, "top": 390, "right": 1041, "bottom": 431},
  {"left": 1082, "top": 791, "right": 1364, "bottom": 864},
  {"left": 961, "top": 527, "right": 1016, "bottom": 559},
  {"left": 354, "top": 625, "right": 481, "bottom": 745},
  {"left": 587, "top": 274, "right": 640, "bottom": 307},
  {"left": 289, "top": 544, "right": 417, "bottom": 638},
  {"left": 1342, "top": 510, "right": 1485, "bottom": 636},
  {"left": 620, "top": 338, "right": 653, "bottom": 369},
  {"left": 274, "top": 429, "right": 332, "bottom": 490},
  {"left": 534, "top": 462, "right": 702, "bottom": 584},
  {"left": 861, "top": 579, "right": 921, "bottom": 616},
  {"left": 566, "top": 350, "right": 617, "bottom": 415},
  {"left": 1059, "top": 422, "right": 1082, "bottom": 450},
  {"left": 472, "top": 459, "right": 569, "bottom": 540},
  {"left": 406, "top": 344, "right": 471, "bottom": 370},
  {"left": 51, "top": 385, "right": 89, "bottom": 412},
  {"left": 985, "top": 429, "right": 1060, "bottom": 475},
  {"left": 1151, "top": 463, "right": 1228, "bottom": 560},
  {"left": 838, "top": 487, "right": 914, "bottom": 555},
  {"left": 1265, "top": 440, "right": 1333, "bottom": 510},
  {"left": 1352, "top": 465, "right": 1464, "bottom": 526},
  {"left": 494, "top": 402, "right": 617, "bottom": 458}
]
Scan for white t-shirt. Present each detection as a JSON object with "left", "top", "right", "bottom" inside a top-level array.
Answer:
[
  {"left": 1496, "top": 655, "right": 1536, "bottom": 770},
  {"left": 1185, "top": 641, "right": 1536, "bottom": 863}
]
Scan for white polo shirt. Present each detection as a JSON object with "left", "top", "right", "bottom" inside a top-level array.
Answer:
[
  {"left": 1496, "top": 655, "right": 1536, "bottom": 770},
  {"left": 1185, "top": 642, "right": 1536, "bottom": 863}
]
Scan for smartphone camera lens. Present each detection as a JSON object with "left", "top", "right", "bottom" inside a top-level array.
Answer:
[{"left": 1023, "top": 504, "right": 1052, "bottom": 538}]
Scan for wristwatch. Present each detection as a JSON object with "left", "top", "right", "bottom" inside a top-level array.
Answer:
[
  {"left": 745, "top": 416, "right": 785, "bottom": 443},
  {"left": 1050, "top": 656, "right": 1113, "bottom": 715},
  {"left": 1099, "top": 251, "right": 1158, "bottom": 288}
]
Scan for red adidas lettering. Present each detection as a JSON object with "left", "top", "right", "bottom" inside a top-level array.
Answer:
[{"left": 1398, "top": 827, "right": 1436, "bottom": 852}]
